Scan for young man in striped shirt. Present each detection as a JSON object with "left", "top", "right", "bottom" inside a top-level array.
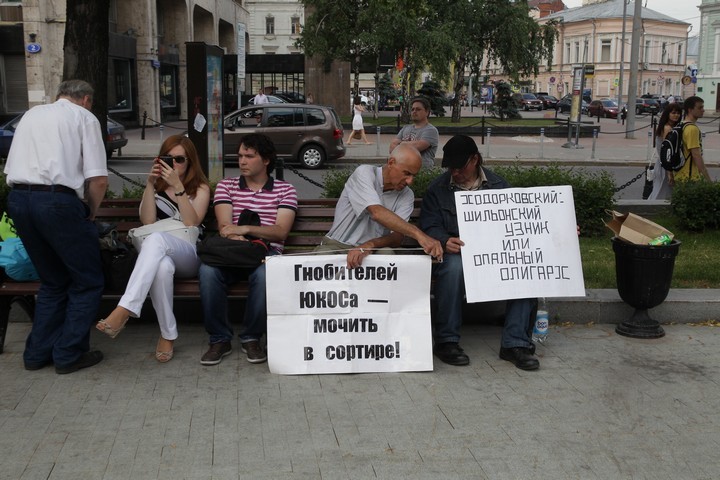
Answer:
[{"left": 199, "top": 134, "right": 298, "bottom": 365}]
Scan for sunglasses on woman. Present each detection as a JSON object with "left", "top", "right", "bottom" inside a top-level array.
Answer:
[{"left": 158, "top": 155, "right": 187, "bottom": 164}]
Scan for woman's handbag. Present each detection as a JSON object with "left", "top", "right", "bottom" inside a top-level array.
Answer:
[
  {"left": 196, "top": 209, "right": 269, "bottom": 269},
  {"left": 128, "top": 218, "right": 200, "bottom": 252},
  {"left": 127, "top": 194, "right": 200, "bottom": 251}
]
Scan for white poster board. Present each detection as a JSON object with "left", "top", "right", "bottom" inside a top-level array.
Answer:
[
  {"left": 266, "top": 255, "right": 433, "bottom": 375},
  {"left": 455, "top": 185, "right": 585, "bottom": 303}
]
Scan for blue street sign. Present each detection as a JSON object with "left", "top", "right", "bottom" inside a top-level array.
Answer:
[{"left": 26, "top": 43, "right": 41, "bottom": 54}]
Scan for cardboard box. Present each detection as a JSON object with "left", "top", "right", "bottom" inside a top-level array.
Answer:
[{"left": 604, "top": 210, "right": 674, "bottom": 245}]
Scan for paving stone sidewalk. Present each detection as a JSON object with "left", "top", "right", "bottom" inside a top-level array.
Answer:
[{"left": 1, "top": 317, "right": 719, "bottom": 480}]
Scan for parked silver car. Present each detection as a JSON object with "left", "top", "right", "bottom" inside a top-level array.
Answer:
[{"left": 223, "top": 103, "right": 345, "bottom": 169}]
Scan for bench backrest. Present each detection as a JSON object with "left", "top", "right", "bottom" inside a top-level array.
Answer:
[{"left": 96, "top": 198, "right": 423, "bottom": 253}]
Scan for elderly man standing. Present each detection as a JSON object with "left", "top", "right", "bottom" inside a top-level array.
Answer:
[
  {"left": 389, "top": 97, "right": 439, "bottom": 169},
  {"left": 419, "top": 135, "right": 539, "bottom": 370},
  {"left": 315, "top": 143, "right": 443, "bottom": 267},
  {"left": 4, "top": 79, "right": 109, "bottom": 374}
]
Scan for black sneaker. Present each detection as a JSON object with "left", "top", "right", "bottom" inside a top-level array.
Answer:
[
  {"left": 200, "top": 342, "right": 232, "bottom": 366},
  {"left": 499, "top": 347, "right": 539, "bottom": 371},
  {"left": 55, "top": 351, "right": 104, "bottom": 375},
  {"left": 241, "top": 340, "right": 267, "bottom": 364},
  {"left": 433, "top": 342, "right": 470, "bottom": 366}
]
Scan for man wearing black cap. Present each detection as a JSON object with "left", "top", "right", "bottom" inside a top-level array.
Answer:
[{"left": 419, "top": 135, "right": 539, "bottom": 370}]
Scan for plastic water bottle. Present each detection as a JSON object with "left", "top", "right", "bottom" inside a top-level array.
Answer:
[{"left": 533, "top": 298, "right": 549, "bottom": 344}]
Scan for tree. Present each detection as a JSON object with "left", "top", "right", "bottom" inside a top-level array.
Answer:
[
  {"left": 64, "top": 0, "right": 110, "bottom": 141},
  {"left": 422, "top": 0, "right": 557, "bottom": 122},
  {"left": 487, "top": 81, "right": 520, "bottom": 120},
  {"left": 417, "top": 80, "right": 447, "bottom": 117}
]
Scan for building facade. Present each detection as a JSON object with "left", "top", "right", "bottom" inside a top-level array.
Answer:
[
  {"left": 697, "top": 0, "right": 720, "bottom": 110},
  {"left": 0, "top": 0, "right": 249, "bottom": 124},
  {"left": 484, "top": 0, "right": 692, "bottom": 102}
]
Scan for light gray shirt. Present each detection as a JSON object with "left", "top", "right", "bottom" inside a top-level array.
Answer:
[
  {"left": 396, "top": 123, "right": 439, "bottom": 168},
  {"left": 326, "top": 165, "right": 415, "bottom": 246}
]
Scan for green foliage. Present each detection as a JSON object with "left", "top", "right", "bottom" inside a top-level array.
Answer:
[
  {"left": 488, "top": 82, "right": 521, "bottom": 120},
  {"left": 491, "top": 163, "right": 616, "bottom": 237},
  {"left": 671, "top": 180, "right": 720, "bottom": 231},
  {"left": 417, "top": 80, "right": 447, "bottom": 117},
  {"left": 321, "top": 166, "right": 444, "bottom": 199},
  {"left": 106, "top": 182, "right": 145, "bottom": 199}
]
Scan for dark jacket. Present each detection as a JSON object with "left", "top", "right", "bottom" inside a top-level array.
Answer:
[{"left": 419, "top": 167, "right": 510, "bottom": 248}]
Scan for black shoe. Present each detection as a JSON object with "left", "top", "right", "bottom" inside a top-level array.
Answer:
[
  {"left": 24, "top": 360, "right": 52, "bottom": 371},
  {"left": 55, "top": 351, "right": 104, "bottom": 375},
  {"left": 433, "top": 342, "right": 470, "bottom": 366},
  {"left": 200, "top": 342, "right": 232, "bottom": 366},
  {"left": 499, "top": 347, "right": 539, "bottom": 371}
]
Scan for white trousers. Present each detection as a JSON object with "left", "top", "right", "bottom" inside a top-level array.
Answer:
[{"left": 119, "top": 232, "right": 200, "bottom": 340}]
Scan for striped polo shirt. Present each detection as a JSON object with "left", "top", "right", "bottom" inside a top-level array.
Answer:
[{"left": 213, "top": 176, "right": 298, "bottom": 253}]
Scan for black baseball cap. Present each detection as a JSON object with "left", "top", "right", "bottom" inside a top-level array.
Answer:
[{"left": 441, "top": 134, "right": 479, "bottom": 168}]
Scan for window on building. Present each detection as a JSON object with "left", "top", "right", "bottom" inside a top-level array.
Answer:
[
  {"left": 644, "top": 40, "right": 651, "bottom": 64},
  {"left": 677, "top": 44, "right": 682, "bottom": 64},
  {"left": 600, "top": 39, "right": 611, "bottom": 62},
  {"left": 109, "top": 58, "right": 133, "bottom": 112},
  {"left": 266, "top": 16, "right": 274, "bottom": 35},
  {"left": 661, "top": 42, "right": 667, "bottom": 64},
  {"left": 565, "top": 43, "right": 571, "bottom": 63},
  {"left": 574, "top": 42, "right": 580, "bottom": 63},
  {"left": 291, "top": 16, "right": 301, "bottom": 35}
]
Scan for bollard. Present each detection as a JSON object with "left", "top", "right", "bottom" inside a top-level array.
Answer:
[
  {"left": 275, "top": 158, "right": 284, "bottom": 181},
  {"left": 141, "top": 111, "right": 147, "bottom": 140},
  {"left": 481, "top": 116, "right": 486, "bottom": 145},
  {"left": 646, "top": 130, "right": 653, "bottom": 163},
  {"left": 651, "top": 117, "right": 658, "bottom": 148},
  {"left": 540, "top": 127, "right": 545, "bottom": 159},
  {"left": 159, "top": 123, "right": 165, "bottom": 144},
  {"left": 591, "top": 129, "right": 598, "bottom": 159},
  {"left": 376, "top": 126, "right": 381, "bottom": 156},
  {"left": 485, "top": 127, "right": 492, "bottom": 158}
]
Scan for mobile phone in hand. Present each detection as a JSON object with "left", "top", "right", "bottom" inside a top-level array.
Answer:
[{"left": 158, "top": 155, "right": 173, "bottom": 168}]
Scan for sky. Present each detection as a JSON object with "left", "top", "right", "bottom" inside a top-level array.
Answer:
[{"left": 562, "top": 0, "right": 702, "bottom": 33}]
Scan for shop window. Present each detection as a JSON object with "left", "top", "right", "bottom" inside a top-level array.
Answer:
[{"left": 108, "top": 58, "right": 133, "bottom": 112}]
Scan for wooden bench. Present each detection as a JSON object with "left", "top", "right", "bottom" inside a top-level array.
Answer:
[{"left": 0, "top": 198, "right": 422, "bottom": 353}]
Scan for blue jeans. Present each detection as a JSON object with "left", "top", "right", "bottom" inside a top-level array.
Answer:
[
  {"left": 8, "top": 189, "right": 104, "bottom": 367},
  {"left": 432, "top": 253, "right": 536, "bottom": 348},
  {"left": 198, "top": 254, "right": 274, "bottom": 344}
]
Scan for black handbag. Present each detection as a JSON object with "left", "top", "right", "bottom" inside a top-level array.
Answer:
[{"left": 197, "top": 209, "right": 269, "bottom": 269}]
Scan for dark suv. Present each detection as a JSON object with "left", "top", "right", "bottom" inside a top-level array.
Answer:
[
  {"left": 635, "top": 98, "right": 660, "bottom": 115},
  {"left": 512, "top": 93, "right": 543, "bottom": 111},
  {"left": 223, "top": 104, "right": 345, "bottom": 169}
]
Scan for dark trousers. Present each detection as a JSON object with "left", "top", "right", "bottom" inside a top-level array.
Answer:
[{"left": 8, "top": 189, "right": 104, "bottom": 368}]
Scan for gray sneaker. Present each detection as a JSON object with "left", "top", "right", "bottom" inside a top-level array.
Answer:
[
  {"left": 200, "top": 342, "right": 232, "bottom": 366},
  {"left": 241, "top": 340, "right": 267, "bottom": 364}
]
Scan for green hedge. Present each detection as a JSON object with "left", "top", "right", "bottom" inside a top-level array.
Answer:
[
  {"left": 671, "top": 179, "right": 720, "bottom": 231},
  {"left": 321, "top": 163, "right": 616, "bottom": 237},
  {"left": 492, "top": 164, "right": 616, "bottom": 237}
]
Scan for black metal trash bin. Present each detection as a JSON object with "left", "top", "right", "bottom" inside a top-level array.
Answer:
[{"left": 612, "top": 237, "right": 681, "bottom": 338}]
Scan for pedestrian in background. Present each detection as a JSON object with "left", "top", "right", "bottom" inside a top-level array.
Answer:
[
  {"left": 4, "top": 79, "right": 108, "bottom": 374},
  {"left": 389, "top": 97, "right": 439, "bottom": 168},
  {"left": 649, "top": 103, "right": 682, "bottom": 200},
  {"left": 346, "top": 96, "right": 371, "bottom": 145},
  {"left": 253, "top": 88, "right": 268, "bottom": 105}
]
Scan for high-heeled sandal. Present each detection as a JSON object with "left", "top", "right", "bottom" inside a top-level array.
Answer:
[
  {"left": 155, "top": 338, "right": 174, "bottom": 363},
  {"left": 95, "top": 316, "right": 129, "bottom": 339}
]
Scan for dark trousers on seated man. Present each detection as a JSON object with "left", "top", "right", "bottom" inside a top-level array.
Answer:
[{"left": 432, "top": 253, "right": 539, "bottom": 369}]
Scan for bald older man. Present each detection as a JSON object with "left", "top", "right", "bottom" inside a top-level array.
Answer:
[{"left": 316, "top": 143, "right": 443, "bottom": 267}]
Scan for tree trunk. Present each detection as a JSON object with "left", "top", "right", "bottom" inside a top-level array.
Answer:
[
  {"left": 64, "top": 0, "right": 110, "bottom": 145},
  {"left": 451, "top": 58, "right": 466, "bottom": 123}
]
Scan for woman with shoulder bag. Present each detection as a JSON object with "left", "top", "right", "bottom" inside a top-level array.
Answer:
[{"left": 96, "top": 135, "right": 211, "bottom": 362}]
